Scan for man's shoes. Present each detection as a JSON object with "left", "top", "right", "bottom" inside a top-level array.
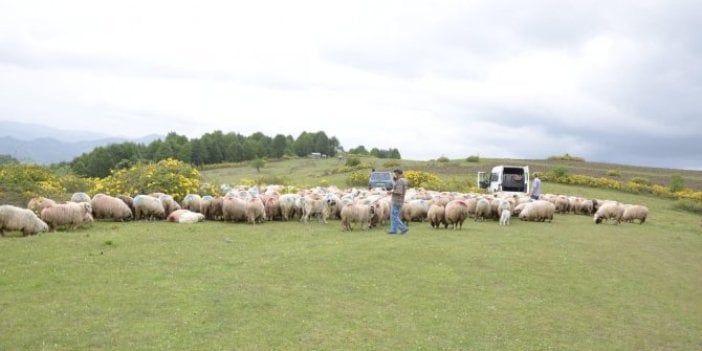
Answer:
[
  {"left": 387, "top": 231, "right": 397, "bottom": 235},
  {"left": 400, "top": 228, "right": 408, "bottom": 234}
]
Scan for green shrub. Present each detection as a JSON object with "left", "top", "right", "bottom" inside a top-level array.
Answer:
[
  {"left": 671, "top": 200, "right": 702, "bottom": 215},
  {"left": 437, "top": 156, "right": 450, "bottom": 163},
  {"left": 345, "top": 157, "right": 361, "bottom": 167},
  {"left": 551, "top": 166, "right": 569, "bottom": 178},
  {"left": 670, "top": 175, "right": 685, "bottom": 192},
  {"left": 465, "top": 155, "right": 480, "bottom": 163},
  {"left": 607, "top": 169, "right": 621, "bottom": 177}
]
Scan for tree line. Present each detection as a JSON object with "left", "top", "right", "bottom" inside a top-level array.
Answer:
[{"left": 66, "top": 130, "right": 401, "bottom": 178}]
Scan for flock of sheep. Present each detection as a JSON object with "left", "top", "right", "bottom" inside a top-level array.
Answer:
[{"left": 0, "top": 185, "right": 649, "bottom": 237}]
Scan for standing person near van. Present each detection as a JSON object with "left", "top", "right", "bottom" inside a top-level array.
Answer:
[
  {"left": 387, "top": 168, "right": 409, "bottom": 235},
  {"left": 530, "top": 173, "right": 541, "bottom": 200}
]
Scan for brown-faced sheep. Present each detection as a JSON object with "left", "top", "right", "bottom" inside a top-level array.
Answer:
[
  {"left": 621, "top": 205, "right": 648, "bottom": 224},
  {"left": 40, "top": 202, "right": 93, "bottom": 230},
  {"left": 91, "top": 195, "right": 133, "bottom": 221},
  {"left": 0, "top": 205, "right": 49, "bottom": 236}
]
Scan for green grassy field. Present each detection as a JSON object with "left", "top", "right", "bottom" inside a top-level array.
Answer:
[
  {"left": 202, "top": 156, "right": 702, "bottom": 191},
  {"left": 1, "top": 182, "right": 701, "bottom": 350}
]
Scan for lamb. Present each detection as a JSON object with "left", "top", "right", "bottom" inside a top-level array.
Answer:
[
  {"left": 70, "top": 192, "right": 91, "bottom": 203},
  {"left": 181, "top": 194, "right": 203, "bottom": 213},
  {"left": 427, "top": 204, "right": 447, "bottom": 229},
  {"left": 40, "top": 202, "right": 93, "bottom": 231},
  {"left": 498, "top": 199, "right": 513, "bottom": 226},
  {"left": 0, "top": 205, "right": 49, "bottom": 236},
  {"left": 445, "top": 199, "right": 469, "bottom": 230},
  {"left": 593, "top": 202, "right": 625, "bottom": 224},
  {"left": 134, "top": 194, "right": 166, "bottom": 221},
  {"left": 518, "top": 200, "right": 556, "bottom": 222},
  {"left": 91, "top": 195, "right": 133, "bottom": 221},
  {"left": 340, "top": 203, "right": 376, "bottom": 231},
  {"left": 499, "top": 209, "right": 511, "bottom": 226},
  {"left": 27, "top": 197, "right": 57, "bottom": 215},
  {"left": 621, "top": 205, "right": 648, "bottom": 224}
]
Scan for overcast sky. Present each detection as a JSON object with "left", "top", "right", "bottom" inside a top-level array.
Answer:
[{"left": 1, "top": 0, "right": 700, "bottom": 169}]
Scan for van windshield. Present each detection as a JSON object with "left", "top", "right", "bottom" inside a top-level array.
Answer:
[{"left": 371, "top": 172, "right": 392, "bottom": 180}]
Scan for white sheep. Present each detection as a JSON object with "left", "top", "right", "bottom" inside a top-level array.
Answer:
[
  {"left": 70, "top": 192, "right": 91, "bottom": 203},
  {"left": 593, "top": 202, "right": 624, "bottom": 224},
  {"left": 475, "top": 198, "right": 491, "bottom": 222},
  {"left": 427, "top": 203, "right": 447, "bottom": 229},
  {"left": 340, "top": 203, "right": 376, "bottom": 231},
  {"left": 91, "top": 195, "right": 133, "bottom": 221},
  {"left": 222, "top": 196, "right": 247, "bottom": 222},
  {"left": 181, "top": 194, "right": 203, "bottom": 213},
  {"left": 518, "top": 200, "right": 556, "bottom": 222},
  {"left": 40, "top": 202, "right": 93, "bottom": 231},
  {"left": 445, "top": 199, "right": 469, "bottom": 230},
  {"left": 0, "top": 205, "right": 49, "bottom": 236},
  {"left": 27, "top": 196, "right": 57, "bottom": 215},
  {"left": 245, "top": 196, "right": 266, "bottom": 224},
  {"left": 134, "top": 194, "right": 166, "bottom": 221},
  {"left": 621, "top": 205, "right": 649, "bottom": 224}
]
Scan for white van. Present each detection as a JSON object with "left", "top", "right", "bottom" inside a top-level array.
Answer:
[{"left": 477, "top": 165, "right": 530, "bottom": 194}]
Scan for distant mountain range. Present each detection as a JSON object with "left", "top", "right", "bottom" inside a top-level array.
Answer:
[{"left": 0, "top": 120, "right": 162, "bottom": 164}]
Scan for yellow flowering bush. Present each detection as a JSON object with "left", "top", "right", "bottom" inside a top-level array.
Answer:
[
  {"left": 404, "top": 170, "right": 441, "bottom": 190},
  {"left": 91, "top": 158, "right": 201, "bottom": 201}
]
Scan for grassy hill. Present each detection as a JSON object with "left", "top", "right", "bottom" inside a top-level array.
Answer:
[
  {"left": 1, "top": 157, "right": 701, "bottom": 350},
  {"left": 201, "top": 156, "right": 702, "bottom": 191}
]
